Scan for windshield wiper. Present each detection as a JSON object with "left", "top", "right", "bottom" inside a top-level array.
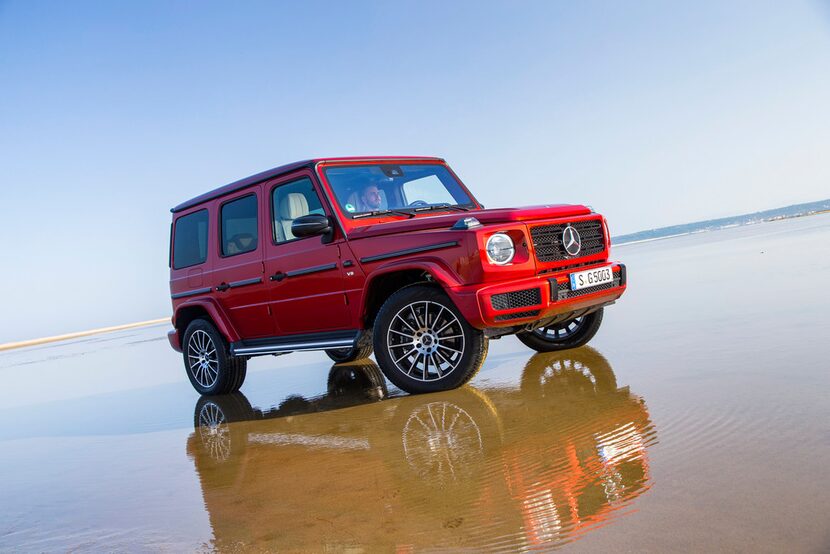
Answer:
[
  {"left": 413, "top": 203, "right": 471, "bottom": 213},
  {"left": 353, "top": 209, "right": 415, "bottom": 219}
]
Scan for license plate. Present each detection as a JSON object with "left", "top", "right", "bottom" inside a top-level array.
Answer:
[{"left": 569, "top": 265, "right": 614, "bottom": 291}]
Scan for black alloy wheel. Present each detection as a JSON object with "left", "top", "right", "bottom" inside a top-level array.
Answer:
[
  {"left": 182, "top": 319, "right": 247, "bottom": 395},
  {"left": 373, "top": 285, "right": 488, "bottom": 394},
  {"left": 516, "top": 308, "right": 604, "bottom": 352}
]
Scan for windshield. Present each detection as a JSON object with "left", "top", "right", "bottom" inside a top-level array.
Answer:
[{"left": 323, "top": 164, "right": 474, "bottom": 218}]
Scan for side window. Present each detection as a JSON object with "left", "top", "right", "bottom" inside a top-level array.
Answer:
[
  {"left": 173, "top": 210, "right": 209, "bottom": 269},
  {"left": 402, "top": 175, "right": 455, "bottom": 205},
  {"left": 271, "top": 177, "right": 325, "bottom": 243},
  {"left": 221, "top": 194, "right": 259, "bottom": 256}
]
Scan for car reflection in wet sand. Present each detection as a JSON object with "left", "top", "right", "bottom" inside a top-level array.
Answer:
[{"left": 187, "top": 348, "right": 657, "bottom": 552}]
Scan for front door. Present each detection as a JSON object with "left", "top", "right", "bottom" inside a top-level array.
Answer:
[{"left": 263, "top": 172, "right": 351, "bottom": 336}]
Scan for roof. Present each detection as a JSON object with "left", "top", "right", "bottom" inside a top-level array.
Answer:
[
  {"left": 170, "top": 156, "right": 445, "bottom": 213},
  {"left": 170, "top": 160, "right": 314, "bottom": 213}
]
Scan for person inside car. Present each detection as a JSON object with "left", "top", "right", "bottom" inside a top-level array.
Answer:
[{"left": 357, "top": 183, "right": 383, "bottom": 212}]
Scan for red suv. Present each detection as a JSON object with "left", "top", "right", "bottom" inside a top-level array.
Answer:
[{"left": 168, "top": 157, "right": 626, "bottom": 394}]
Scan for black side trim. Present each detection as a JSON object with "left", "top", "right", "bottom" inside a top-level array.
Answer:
[
  {"left": 359, "top": 241, "right": 459, "bottom": 263},
  {"left": 229, "top": 277, "right": 263, "bottom": 289},
  {"left": 618, "top": 263, "right": 627, "bottom": 286},
  {"left": 240, "top": 329, "right": 359, "bottom": 347},
  {"left": 285, "top": 263, "right": 338, "bottom": 278},
  {"left": 235, "top": 329, "right": 359, "bottom": 350},
  {"left": 171, "top": 287, "right": 212, "bottom": 300}
]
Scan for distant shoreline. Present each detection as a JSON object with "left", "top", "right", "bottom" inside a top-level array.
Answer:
[
  {"left": 0, "top": 318, "right": 170, "bottom": 353},
  {"left": 612, "top": 200, "right": 830, "bottom": 246}
]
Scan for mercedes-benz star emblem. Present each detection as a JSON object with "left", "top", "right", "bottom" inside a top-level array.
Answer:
[{"left": 562, "top": 225, "right": 582, "bottom": 256}]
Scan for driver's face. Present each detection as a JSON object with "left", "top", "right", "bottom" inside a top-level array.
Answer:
[{"left": 362, "top": 186, "right": 382, "bottom": 209}]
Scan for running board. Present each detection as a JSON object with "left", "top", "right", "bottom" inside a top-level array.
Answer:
[{"left": 230, "top": 330, "right": 359, "bottom": 357}]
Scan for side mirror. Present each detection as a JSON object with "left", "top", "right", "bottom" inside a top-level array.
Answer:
[{"left": 292, "top": 214, "right": 332, "bottom": 238}]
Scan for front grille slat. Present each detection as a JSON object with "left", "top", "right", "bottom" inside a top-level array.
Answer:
[
  {"left": 555, "top": 278, "right": 620, "bottom": 300},
  {"left": 494, "top": 310, "right": 540, "bottom": 322},
  {"left": 490, "top": 288, "right": 541, "bottom": 311},
  {"left": 530, "top": 219, "right": 605, "bottom": 263}
]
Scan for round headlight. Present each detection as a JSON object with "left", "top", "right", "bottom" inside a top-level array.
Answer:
[{"left": 485, "top": 233, "right": 515, "bottom": 265}]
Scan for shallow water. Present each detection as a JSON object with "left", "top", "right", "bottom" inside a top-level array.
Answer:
[{"left": 1, "top": 214, "right": 828, "bottom": 552}]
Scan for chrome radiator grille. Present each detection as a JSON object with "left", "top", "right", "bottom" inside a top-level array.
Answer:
[{"left": 530, "top": 219, "right": 605, "bottom": 263}]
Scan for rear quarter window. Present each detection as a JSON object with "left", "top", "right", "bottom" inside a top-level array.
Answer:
[{"left": 173, "top": 209, "right": 209, "bottom": 269}]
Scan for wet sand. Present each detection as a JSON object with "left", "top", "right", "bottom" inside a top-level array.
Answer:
[{"left": 1, "top": 214, "right": 828, "bottom": 552}]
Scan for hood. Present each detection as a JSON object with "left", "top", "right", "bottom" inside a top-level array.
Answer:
[{"left": 348, "top": 204, "right": 592, "bottom": 239}]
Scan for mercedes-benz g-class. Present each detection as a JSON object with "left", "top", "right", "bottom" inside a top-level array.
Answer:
[{"left": 168, "top": 157, "right": 626, "bottom": 394}]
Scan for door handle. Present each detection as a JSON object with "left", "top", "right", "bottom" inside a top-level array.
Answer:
[
  {"left": 215, "top": 282, "right": 230, "bottom": 292},
  {"left": 270, "top": 271, "right": 287, "bottom": 282}
]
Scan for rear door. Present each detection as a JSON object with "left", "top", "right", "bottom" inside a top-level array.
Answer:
[
  {"left": 170, "top": 208, "right": 212, "bottom": 299},
  {"left": 210, "top": 189, "right": 273, "bottom": 338},
  {"left": 263, "top": 171, "right": 351, "bottom": 335}
]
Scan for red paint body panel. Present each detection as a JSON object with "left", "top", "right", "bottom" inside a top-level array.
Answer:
[
  {"left": 344, "top": 205, "right": 591, "bottom": 240},
  {"left": 211, "top": 186, "right": 273, "bottom": 339},
  {"left": 171, "top": 297, "right": 243, "bottom": 343},
  {"left": 168, "top": 157, "right": 626, "bottom": 347},
  {"left": 259, "top": 169, "right": 352, "bottom": 334}
]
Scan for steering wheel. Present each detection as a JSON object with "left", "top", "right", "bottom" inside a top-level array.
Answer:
[
  {"left": 407, "top": 200, "right": 430, "bottom": 208},
  {"left": 230, "top": 233, "right": 256, "bottom": 252}
]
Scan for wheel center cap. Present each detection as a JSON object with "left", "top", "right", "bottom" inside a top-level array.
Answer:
[{"left": 413, "top": 329, "right": 439, "bottom": 355}]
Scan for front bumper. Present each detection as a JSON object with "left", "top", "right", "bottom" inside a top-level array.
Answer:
[{"left": 450, "top": 262, "right": 627, "bottom": 330}]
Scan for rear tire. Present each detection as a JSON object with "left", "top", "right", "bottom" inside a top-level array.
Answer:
[
  {"left": 373, "top": 286, "right": 488, "bottom": 394},
  {"left": 516, "top": 308, "right": 604, "bottom": 352},
  {"left": 182, "top": 319, "right": 247, "bottom": 395},
  {"left": 325, "top": 331, "right": 374, "bottom": 363}
]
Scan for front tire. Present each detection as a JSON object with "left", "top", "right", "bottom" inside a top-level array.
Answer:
[
  {"left": 516, "top": 308, "right": 604, "bottom": 352},
  {"left": 373, "top": 286, "right": 488, "bottom": 394},
  {"left": 182, "top": 319, "right": 247, "bottom": 395}
]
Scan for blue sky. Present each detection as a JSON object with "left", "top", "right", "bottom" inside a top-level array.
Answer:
[{"left": 2, "top": 0, "right": 829, "bottom": 341}]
